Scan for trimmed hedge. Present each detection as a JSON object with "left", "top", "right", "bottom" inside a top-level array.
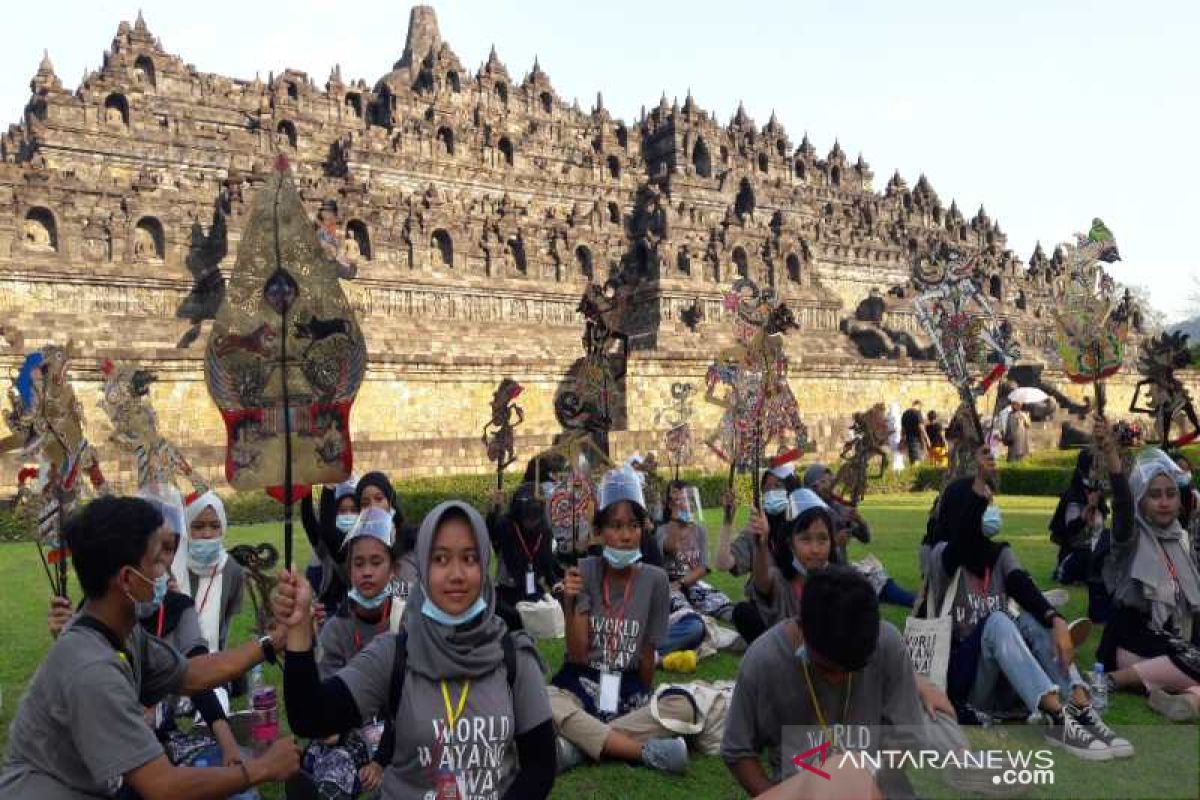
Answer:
[{"left": 4, "top": 442, "right": 1198, "bottom": 540}]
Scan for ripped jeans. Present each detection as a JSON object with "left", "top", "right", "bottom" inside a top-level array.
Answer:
[{"left": 970, "top": 612, "right": 1086, "bottom": 714}]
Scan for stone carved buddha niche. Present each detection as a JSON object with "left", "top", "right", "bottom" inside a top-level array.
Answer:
[{"left": 23, "top": 207, "right": 57, "bottom": 252}]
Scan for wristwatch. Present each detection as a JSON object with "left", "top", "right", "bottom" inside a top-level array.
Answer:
[{"left": 258, "top": 635, "right": 278, "bottom": 665}]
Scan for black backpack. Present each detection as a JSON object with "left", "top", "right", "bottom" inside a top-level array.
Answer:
[{"left": 384, "top": 631, "right": 519, "bottom": 763}]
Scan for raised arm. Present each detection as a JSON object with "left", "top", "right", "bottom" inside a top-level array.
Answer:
[
  {"left": 748, "top": 509, "right": 775, "bottom": 598},
  {"left": 716, "top": 490, "right": 738, "bottom": 572}
]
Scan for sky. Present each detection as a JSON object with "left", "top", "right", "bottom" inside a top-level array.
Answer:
[{"left": 4, "top": 1, "right": 1197, "bottom": 319}]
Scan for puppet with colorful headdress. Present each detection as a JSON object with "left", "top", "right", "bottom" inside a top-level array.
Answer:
[
  {"left": 704, "top": 277, "right": 810, "bottom": 505},
  {"left": 3, "top": 341, "right": 106, "bottom": 597},
  {"left": 911, "top": 244, "right": 1020, "bottom": 483}
]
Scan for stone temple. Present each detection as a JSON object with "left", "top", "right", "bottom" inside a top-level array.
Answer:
[{"left": 0, "top": 6, "right": 1148, "bottom": 489}]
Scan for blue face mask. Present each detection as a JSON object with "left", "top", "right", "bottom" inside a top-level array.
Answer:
[
  {"left": 603, "top": 546, "right": 643, "bottom": 569},
  {"left": 336, "top": 514, "right": 358, "bottom": 533},
  {"left": 763, "top": 490, "right": 789, "bottom": 517},
  {"left": 188, "top": 537, "right": 223, "bottom": 566},
  {"left": 131, "top": 569, "right": 168, "bottom": 618},
  {"left": 676, "top": 509, "right": 692, "bottom": 524},
  {"left": 420, "top": 595, "right": 488, "bottom": 626},
  {"left": 981, "top": 505, "right": 1003, "bottom": 538},
  {"left": 348, "top": 585, "right": 392, "bottom": 610},
  {"left": 791, "top": 555, "right": 808, "bottom": 577}
]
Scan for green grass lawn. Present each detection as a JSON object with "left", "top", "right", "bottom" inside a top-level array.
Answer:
[{"left": 0, "top": 495, "right": 1194, "bottom": 798}]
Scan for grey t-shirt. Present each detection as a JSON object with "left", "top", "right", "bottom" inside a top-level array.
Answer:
[
  {"left": 395, "top": 551, "right": 419, "bottom": 604},
  {"left": 720, "top": 619, "right": 925, "bottom": 782},
  {"left": 337, "top": 633, "right": 551, "bottom": 800},
  {"left": 729, "top": 527, "right": 757, "bottom": 576},
  {"left": 574, "top": 556, "right": 669, "bottom": 673},
  {"left": 0, "top": 617, "right": 187, "bottom": 799},
  {"left": 655, "top": 522, "right": 709, "bottom": 583},
  {"left": 749, "top": 565, "right": 803, "bottom": 629},
  {"left": 929, "top": 542, "right": 1020, "bottom": 643},
  {"left": 318, "top": 608, "right": 392, "bottom": 680}
]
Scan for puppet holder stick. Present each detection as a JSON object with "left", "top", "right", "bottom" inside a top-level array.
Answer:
[
  {"left": 265, "top": 188, "right": 298, "bottom": 571},
  {"left": 34, "top": 538, "right": 56, "bottom": 596},
  {"left": 496, "top": 463, "right": 504, "bottom": 493}
]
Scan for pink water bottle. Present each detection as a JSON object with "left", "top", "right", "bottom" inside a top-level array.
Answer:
[{"left": 249, "top": 665, "right": 278, "bottom": 749}]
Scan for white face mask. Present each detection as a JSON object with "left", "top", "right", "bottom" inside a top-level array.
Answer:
[{"left": 981, "top": 505, "right": 1002, "bottom": 538}]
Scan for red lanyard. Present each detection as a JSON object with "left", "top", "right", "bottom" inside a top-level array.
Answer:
[
  {"left": 1158, "top": 544, "right": 1179, "bottom": 586},
  {"left": 513, "top": 521, "right": 542, "bottom": 564},
  {"left": 791, "top": 575, "right": 805, "bottom": 608},
  {"left": 155, "top": 603, "right": 166, "bottom": 638},
  {"left": 196, "top": 562, "right": 221, "bottom": 616},
  {"left": 353, "top": 598, "right": 392, "bottom": 652},
  {"left": 601, "top": 567, "right": 638, "bottom": 668},
  {"left": 969, "top": 566, "right": 992, "bottom": 596}
]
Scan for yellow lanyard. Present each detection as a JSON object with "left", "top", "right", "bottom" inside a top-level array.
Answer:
[
  {"left": 801, "top": 657, "right": 852, "bottom": 748},
  {"left": 440, "top": 679, "right": 471, "bottom": 730}
]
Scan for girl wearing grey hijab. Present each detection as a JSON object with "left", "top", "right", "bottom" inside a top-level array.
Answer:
[
  {"left": 278, "top": 501, "right": 556, "bottom": 799},
  {"left": 1095, "top": 419, "right": 1200, "bottom": 721}
]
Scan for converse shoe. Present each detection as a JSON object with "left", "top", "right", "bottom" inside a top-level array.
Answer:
[
  {"left": 1148, "top": 688, "right": 1200, "bottom": 722},
  {"left": 1070, "top": 703, "right": 1134, "bottom": 758},
  {"left": 1044, "top": 710, "right": 1112, "bottom": 760},
  {"left": 555, "top": 735, "right": 585, "bottom": 774},
  {"left": 641, "top": 736, "right": 689, "bottom": 774}
]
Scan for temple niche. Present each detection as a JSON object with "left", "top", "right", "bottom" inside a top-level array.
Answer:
[{"left": 0, "top": 5, "right": 1143, "bottom": 483}]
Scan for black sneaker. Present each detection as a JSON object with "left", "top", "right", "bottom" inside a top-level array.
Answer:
[
  {"left": 1045, "top": 710, "right": 1112, "bottom": 761},
  {"left": 1070, "top": 704, "right": 1134, "bottom": 758}
]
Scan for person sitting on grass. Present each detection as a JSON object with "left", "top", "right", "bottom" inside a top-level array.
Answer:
[
  {"left": 486, "top": 482, "right": 563, "bottom": 610},
  {"left": 801, "top": 464, "right": 914, "bottom": 608},
  {"left": 1094, "top": 421, "right": 1200, "bottom": 722},
  {"left": 717, "top": 466, "right": 798, "bottom": 645},
  {"left": 276, "top": 500, "right": 556, "bottom": 799},
  {"left": 722, "top": 565, "right": 966, "bottom": 800},
  {"left": 928, "top": 446, "right": 1131, "bottom": 760},
  {"left": 45, "top": 495, "right": 259, "bottom": 797},
  {"left": 1, "top": 495, "right": 300, "bottom": 799},
  {"left": 548, "top": 466, "right": 694, "bottom": 776},
  {"left": 654, "top": 480, "right": 734, "bottom": 660},
  {"left": 296, "top": 508, "right": 403, "bottom": 800}
]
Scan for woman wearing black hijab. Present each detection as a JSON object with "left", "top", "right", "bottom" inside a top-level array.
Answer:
[
  {"left": 1050, "top": 449, "right": 1110, "bottom": 586},
  {"left": 926, "top": 449, "right": 1128, "bottom": 758},
  {"left": 488, "top": 482, "right": 564, "bottom": 608}
]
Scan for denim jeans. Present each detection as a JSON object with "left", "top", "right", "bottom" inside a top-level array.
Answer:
[
  {"left": 969, "top": 612, "right": 1057, "bottom": 714},
  {"left": 1013, "top": 611, "right": 1087, "bottom": 700},
  {"left": 658, "top": 612, "right": 705, "bottom": 655}
]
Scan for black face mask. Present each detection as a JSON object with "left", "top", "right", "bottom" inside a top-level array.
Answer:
[{"left": 510, "top": 486, "right": 545, "bottom": 530}]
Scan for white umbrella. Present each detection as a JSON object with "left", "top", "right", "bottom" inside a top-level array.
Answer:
[{"left": 1008, "top": 386, "right": 1050, "bottom": 405}]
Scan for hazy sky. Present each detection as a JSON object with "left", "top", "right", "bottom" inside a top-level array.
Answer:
[{"left": 4, "top": 1, "right": 1196, "bottom": 318}]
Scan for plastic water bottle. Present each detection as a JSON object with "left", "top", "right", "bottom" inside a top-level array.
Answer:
[
  {"left": 249, "top": 665, "right": 279, "bottom": 751},
  {"left": 1090, "top": 662, "right": 1109, "bottom": 712}
]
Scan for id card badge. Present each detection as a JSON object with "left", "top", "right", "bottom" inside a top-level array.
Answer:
[
  {"left": 152, "top": 702, "right": 165, "bottom": 731},
  {"left": 525, "top": 567, "right": 537, "bottom": 596},
  {"left": 435, "top": 769, "right": 461, "bottom": 800},
  {"left": 598, "top": 671, "right": 621, "bottom": 714}
]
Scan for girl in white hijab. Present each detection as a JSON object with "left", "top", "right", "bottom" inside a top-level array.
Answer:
[
  {"left": 1094, "top": 419, "right": 1200, "bottom": 721},
  {"left": 183, "top": 492, "right": 246, "bottom": 657}
]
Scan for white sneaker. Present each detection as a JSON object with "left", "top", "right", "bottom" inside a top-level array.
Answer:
[{"left": 1043, "top": 588, "right": 1070, "bottom": 608}]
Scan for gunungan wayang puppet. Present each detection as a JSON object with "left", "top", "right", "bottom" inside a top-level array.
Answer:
[{"left": 204, "top": 155, "right": 366, "bottom": 565}]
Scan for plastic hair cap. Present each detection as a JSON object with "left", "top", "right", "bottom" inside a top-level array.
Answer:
[
  {"left": 789, "top": 488, "right": 830, "bottom": 519},
  {"left": 342, "top": 506, "right": 396, "bottom": 550},
  {"left": 599, "top": 465, "right": 646, "bottom": 512}
]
